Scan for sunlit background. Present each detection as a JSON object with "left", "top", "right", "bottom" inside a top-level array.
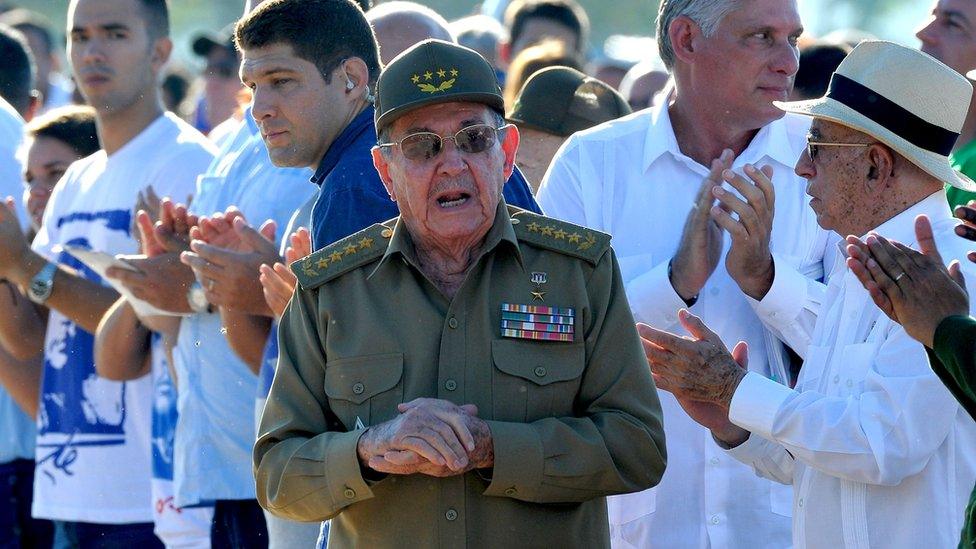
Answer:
[{"left": 17, "top": 0, "right": 934, "bottom": 71}]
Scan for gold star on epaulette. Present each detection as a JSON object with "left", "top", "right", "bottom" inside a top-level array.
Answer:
[
  {"left": 527, "top": 222, "right": 541, "bottom": 232},
  {"left": 540, "top": 225, "right": 555, "bottom": 236},
  {"left": 424, "top": 71, "right": 433, "bottom": 80},
  {"left": 567, "top": 232, "right": 582, "bottom": 244},
  {"left": 578, "top": 233, "right": 597, "bottom": 251},
  {"left": 411, "top": 74, "right": 420, "bottom": 84},
  {"left": 343, "top": 243, "right": 358, "bottom": 256},
  {"left": 553, "top": 229, "right": 567, "bottom": 240},
  {"left": 437, "top": 68, "right": 446, "bottom": 78},
  {"left": 316, "top": 257, "right": 329, "bottom": 269},
  {"left": 330, "top": 251, "right": 343, "bottom": 263},
  {"left": 359, "top": 237, "right": 374, "bottom": 250}
]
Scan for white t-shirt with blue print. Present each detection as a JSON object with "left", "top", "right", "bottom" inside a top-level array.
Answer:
[{"left": 30, "top": 112, "right": 215, "bottom": 524}]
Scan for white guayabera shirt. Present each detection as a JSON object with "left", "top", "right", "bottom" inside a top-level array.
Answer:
[
  {"left": 537, "top": 102, "right": 833, "bottom": 548},
  {"left": 730, "top": 191, "right": 976, "bottom": 549}
]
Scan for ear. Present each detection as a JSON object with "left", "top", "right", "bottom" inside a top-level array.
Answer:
[
  {"left": 342, "top": 57, "right": 371, "bottom": 98},
  {"left": 150, "top": 36, "right": 173, "bottom": 73},
  {"left": 669, "top": 15, "right": 702, "bottom": 67},
  {"left": 500, "top": 124, "right": 520, "bottom": 181},
  {"left": 371, "top": 146, "right": 397, "bottom": 201},
  {"left": 865, "top": 143, "right": 896, "bottom": 193}
]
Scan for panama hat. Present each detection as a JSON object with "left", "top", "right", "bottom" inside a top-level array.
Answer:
[{"left": 775, "top": 40, "right": 976, "bottom": 192}]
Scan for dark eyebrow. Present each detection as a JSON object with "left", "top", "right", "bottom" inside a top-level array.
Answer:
[{"left": 70, "top": 22, "right": 132, "bottom": 34}]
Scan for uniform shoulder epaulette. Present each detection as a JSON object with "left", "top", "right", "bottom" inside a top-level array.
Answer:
[
  {"left": 509, "top": 207, "right": 611, "bottom": 264},
  {"left": 292, "top": 220, "right": 395, "bottom": 289}
]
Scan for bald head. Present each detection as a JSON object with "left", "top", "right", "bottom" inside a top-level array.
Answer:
[{"left": 367, "top": 1, "right": 454, "bottom": 64}]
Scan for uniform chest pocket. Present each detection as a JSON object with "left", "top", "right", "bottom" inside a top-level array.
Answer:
[
  {"left": 490, "top": 339, "right": 585, "bottom": 422},
  {"left": 324, "top": 352, "right": 404, "bottom": 431}
]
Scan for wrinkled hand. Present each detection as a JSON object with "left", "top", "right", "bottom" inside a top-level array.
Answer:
[
  {"left": 955, "top": 200, "right": 976, "bottom": 264},
  {"left": 154, "top": 199, "right": 200, "bottom": 254},
  {"left": 846, "top": 215, "right": 968, "bottom": 348},
  {"left": 711, "top": 164, "right": 776, "bottom": 300},
  {"left": 638, "top": 309, "right": 747, "bottom": 408},
  {"left": 357, "top": 398, "right": 488, "bottom": 476},
  {"left": 670, "top": 150, "right": 733, "bottom": 302},
  {"left": 106, "top": 253, "right": 195, "bottom": 314},
  {"left": 0, "top": 197, "right": 30, "bottom": 279},
  {"left": 259, "top": 227, "right": 311, "bottom": 318},
  {"left": 180, "top": 218, "right": 279, "bottom": 315}
]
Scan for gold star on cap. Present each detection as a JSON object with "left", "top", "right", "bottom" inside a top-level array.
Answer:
[
  {"left": 437, "top": 68, "right": 446, "bottom": 78},
  {"left": 424, "top": 71, "right": 433, "bottom": 80},
  {"left": 411, "top": 74, "right": 420, "bottom": 84},
  {"left": 450, "top": 68, "right": 458, "bottom": 77}
]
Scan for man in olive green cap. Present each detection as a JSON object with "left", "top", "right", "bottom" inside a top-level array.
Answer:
[
  {"left": 254, "top": 38, "right": 667, "bottom": 547},
  {"left": 507, "top": 65, "right": 631, "bottom": 189}
]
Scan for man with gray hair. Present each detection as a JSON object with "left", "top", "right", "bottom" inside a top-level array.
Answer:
[{"left": 538, "top": 0, "right": 833, "bottom": 546}]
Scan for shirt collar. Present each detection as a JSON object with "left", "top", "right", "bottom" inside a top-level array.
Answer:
[
  {"left": 311, "top": 105, "right": 376, "bottom": 185},
  {"left": 370, "top": 199, "right": 523, "bottom": 279},
  {"left": 641, "top": 102, "right": 799, "bottom": 172},
  {"left": 243, "top": 105, "right": 258, "bottom": 136}
]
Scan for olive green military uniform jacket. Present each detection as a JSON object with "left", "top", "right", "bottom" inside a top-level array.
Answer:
[
  {"left": 254, "top": 202, "right": 666, "bottom": 548},
  {"left": 926, "top": 315, "right": 976, "bottom": 548}
]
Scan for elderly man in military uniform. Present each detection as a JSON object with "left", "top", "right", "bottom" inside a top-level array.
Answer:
[{"left": 254, "top": 39, "right": 666, "bottom": 548}]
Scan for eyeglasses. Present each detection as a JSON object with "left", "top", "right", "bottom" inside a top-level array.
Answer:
[
  {"left": 806, "top": 141, "right": 871, "bottom": 160},
  {"left": 377, "top": 124, "right": 511, "bottom": 161}
]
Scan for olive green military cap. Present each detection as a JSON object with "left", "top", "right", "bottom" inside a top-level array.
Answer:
[
  {"left": 507, "top": 66, "right": 632, "bottom": 137},
  {"left": 375, "top": 39, "right": 505, "bottom": 133}
]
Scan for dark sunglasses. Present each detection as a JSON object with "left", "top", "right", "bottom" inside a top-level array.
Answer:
[{"left": 377, "top": 124, "right": 510, "bottom": 161}]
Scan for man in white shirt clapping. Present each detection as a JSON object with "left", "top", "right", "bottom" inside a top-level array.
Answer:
[
  {"left": 537, "top": 0, "right": 832, "bottom": 546},
  {"left": 641, "top": 40, "right": 976, "bottom": 549}
]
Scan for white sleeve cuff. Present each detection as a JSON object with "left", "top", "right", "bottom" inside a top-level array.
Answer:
[
  {"left": 625, "top": 260, "right": 687, "bottom": 328},
  {"left": 749, "top": 254, "right": 809, "bottom": 329},
  {"left": 725, "top": 431, "right": 774, "bottom": 463},
  {"left": 729, "top": 371, "right": 796, "bottom": 439}
]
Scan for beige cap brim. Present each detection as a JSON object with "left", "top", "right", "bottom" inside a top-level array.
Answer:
[{"left": 775, "top": 97, "right": 976, "bottom": 192}]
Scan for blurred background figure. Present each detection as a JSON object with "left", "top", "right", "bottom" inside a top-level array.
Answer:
[
  {"left": 0, "top": 23, "right": 38, "bottom": 122},
  {"left": 507, "top": 65, "right": 630, "bottom": 189},
  {"left": 503, "top": 38, "right": 582, "bottom": 108},
  {"left": 0, "top": 8, "right": 75, "bottom": 115},
  {"left": 500, "top": 0, "right": 589, "bottom": 76},
  {"left": 451, "top": 14, "right": 507, "bottom": 77},
  {"left": 366, "top": 1, "right": 454, "bottom": 63},
  {"left": 619, "top": 59, "right": 670, "bottom": 111},
  {"left": 161, "top": 67, "right": 191, "bottom": 116},
  {"left": 21, "top": 106, "right": 99, "bottom": 237},
  {"left": 789, "top": 40, "right": 850, "bottom": 100},
  {"left": 587, "top": 54, "right": 633, "bottom": 90},
  {"left": 821, "top": 26, "right": 877, "bottom": 47},
  {"left": 189, "top": 23, "right": 244, "bottom": 138}
]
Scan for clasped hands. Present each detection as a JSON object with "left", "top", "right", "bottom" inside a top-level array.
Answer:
[{"left": 356, "top": 398, "right": 494, "bottom": 477}]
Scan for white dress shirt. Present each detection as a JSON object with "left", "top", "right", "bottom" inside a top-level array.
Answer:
[
  {"left": 728, "top": 190, "right": 976, "bottom": 549},
  {"left": 537, "top": 103, "right": 834, "bottom": 548}
]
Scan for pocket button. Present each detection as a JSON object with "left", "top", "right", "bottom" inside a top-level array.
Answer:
[
  {"left": 445, "top": 379, "right": 457, "bottom": 391},
  {"left": 534, "top": 366, "right": 547, "bottom": 378},
  {"left": 352, "top": 382, "right": 365, "bottom": 395}
]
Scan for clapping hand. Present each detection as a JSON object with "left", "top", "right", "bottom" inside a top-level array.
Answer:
[{"left": 259, "top": 227, "right": 310, "bottom": 318}]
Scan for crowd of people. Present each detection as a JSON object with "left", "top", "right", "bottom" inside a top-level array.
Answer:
[{"left": 0, "top": 0, "right": 975, "bottom": 548}]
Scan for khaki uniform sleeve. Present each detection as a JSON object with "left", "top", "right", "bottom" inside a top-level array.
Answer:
[
  {"left": 253, "top": 288, "right": 374, "bottom": 521},
  {"left": 485, "top": 249, "right": 667, "bottom": 502}
]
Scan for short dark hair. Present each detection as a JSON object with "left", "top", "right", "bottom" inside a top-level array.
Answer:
[
  {"left": 0, "top": 9, "right": 55, "bottom": 56},
  {"left": 26, "top": 105, "right": 100, "bottom": 157},
  {"left": 134, "top": 0, "right": 170, "bottom": 39},
  {"left": 235, "top": 0, "right": 380, "bottom": 85},
  {"left": 0, "top": 24, "right": 35, "bottom": 115},
  {"left": 504, "top": 0, "right": 589, "bottom": 52},
  {"left": 794, "top": 41, "right": 851, "bottom": 100},
  {"left": 355, "top": 0, "right": 373, "bottom": 10}
]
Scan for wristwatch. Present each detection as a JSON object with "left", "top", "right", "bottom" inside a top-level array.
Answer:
[
  {"left": 28, "top": 261, "right": 58, "bottom": 304},
  {"left": 186, "top": 281, "right": 213, "bottom": 314}
]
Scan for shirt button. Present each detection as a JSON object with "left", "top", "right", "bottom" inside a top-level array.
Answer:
[
  {"left": 448, "top": 317, "right": 459, "bottom": 329},
  {"left": 445, "top": 379, "right": 457, "bottom": 391},
  {"left": 833, "top": 375, "right": 840, "bottom": 384},
  {"left": 343, "top": 487, "right": 356, "bottom": 499},
  {"left": 798, "top": 498, "right": 804, "bottom": 508},
  {"left": 504, "top": 487, "right": 518, "bottom": 496},
  {"left": 710, "top": 457, "right": 719, "bottom": 465},
  {"left": 352, "top": 382, "right": 365, "bottom": 395},
  {"left": 710, "top": 515, "right": 720, "bottom": 525},
  {"left": 846, "top": 379, "right": 853, "bottom": 387},
  {"left": 534, "top": 366, "right": 547, "bottom": 377},
  {"left": 445, "top": 509, "right": 458, "bottom": 521}
]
